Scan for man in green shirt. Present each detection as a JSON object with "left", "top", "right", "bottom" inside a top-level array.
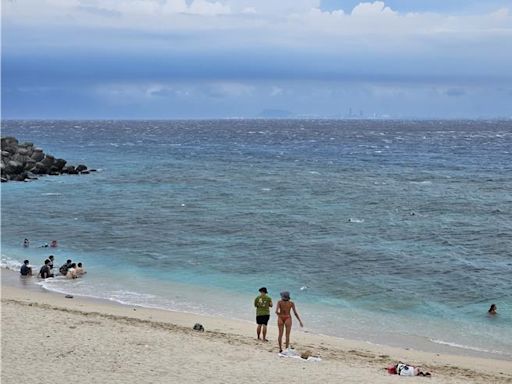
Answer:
[{"left": 254, "top": 287, "right": 272, "bottom": 341}]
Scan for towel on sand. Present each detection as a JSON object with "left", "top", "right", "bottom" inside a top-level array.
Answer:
[{"left": 278, "top": 348, "right": 322, "bottom": 362}]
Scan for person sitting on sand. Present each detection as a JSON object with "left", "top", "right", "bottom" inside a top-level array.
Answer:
[
  {"left": 275, "top": 291, "right": 303, "bottom": 353},
  {"left": 66, "top": 263, "right": 78, "bottom": 279},
  {"left": 59, "top": 259, "right": 72, "bottom": 275},
  {"left": 20, "top": 260, "right": 32, "bottom": 276},
  {"left": 488, "top": 304, "right": 497, "bottom": 315},
  {"left": 39, "top": 259, "right": 54, "bottom": 279},
  {"left": 23, "top": 238, "right": 30, "bottom": 247},
  {"left": 75, "top": 262, "right": 86, "bottom": 276},
  {"left": 254, "top": 287, "right": 272, "bottom": 341}
]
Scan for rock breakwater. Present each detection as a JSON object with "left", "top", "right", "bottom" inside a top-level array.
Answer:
[{"left": 1, "top": 136, "right": 93, "bottom": 182}]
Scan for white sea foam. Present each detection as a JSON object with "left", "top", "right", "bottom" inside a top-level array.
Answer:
[
  {"left": 41, "top": 192, "right": 62, "bottom": 196},
  {"left": 347, "top": 218, "right": 364, "bottom": 223},
  {"left": 429, "top": 339, "right": 509, "bottom": 356},
  {"left": 1, "top": 255, "right": 23, "bottom": 271}
]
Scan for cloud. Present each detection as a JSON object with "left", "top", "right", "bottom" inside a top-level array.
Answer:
[
  {"left": 2, "top": 1, "right": 512, "bottom": 118},
  {"left": 351, "top": 1, "right": 395, "bottom": 16}
]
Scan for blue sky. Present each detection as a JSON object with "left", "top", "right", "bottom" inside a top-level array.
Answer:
[{"left": 2, "top": 0, "right": 512, "bottom": 119}]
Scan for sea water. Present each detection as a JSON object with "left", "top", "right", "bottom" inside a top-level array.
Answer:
[{"left": 1, "top": 120, "right": 511, "bottom": 358}]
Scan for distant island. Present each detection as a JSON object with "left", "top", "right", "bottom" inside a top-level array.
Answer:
[{"left": 1, "top": 136, "right": 93, "bottom": 182}]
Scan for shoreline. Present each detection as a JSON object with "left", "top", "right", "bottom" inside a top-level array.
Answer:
[
  {"left": 2, "top": 274, "right": 512, "bottom": 383},
  {"left": 2, "top": 266, "right": 511, "bottom": 362}
]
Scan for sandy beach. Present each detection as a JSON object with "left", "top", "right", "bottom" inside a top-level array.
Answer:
[{"left": 1, "top": 281, "right": 511, "bottom": 384}]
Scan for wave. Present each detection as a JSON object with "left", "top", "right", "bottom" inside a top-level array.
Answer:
[
  {"left": 1, "top": 255, "right": 23, "bottom": 271},
  {"left": 41, "top": 192, "right": 62, "bottom": 196},
  {"left": 429, "top": 338, "right": 510, "bottom": 357}
]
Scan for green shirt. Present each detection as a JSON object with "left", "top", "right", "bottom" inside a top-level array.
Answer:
[{"left": 254, "top": 294, "right": 272, "bottom": 316}]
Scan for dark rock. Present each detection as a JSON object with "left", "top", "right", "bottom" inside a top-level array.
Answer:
[
  {"left": 1, "top": 178, "right": 7, "bottom": 183},
  {"left": 41, "top": 155, "right": 55, "bottom": 168},
  {"left": 76, "top": 164, "right": 88, "bottom": 172},
  {"left": 31, "top": 150, "right": 44, "bottom": 162},
  {"left": 1, "top": 150, "right": 11, "bottom": 158},
  {"left": 6, "top": 160, "right": 24, "bottom": 175},
  {"left": 89, "top": 169, "right": 97, "bottom": 172},
  {"left": 12, "top": 172, "right": 28, "bottom": 182},
  {"left": 24, "top": 159, "right": 36, "bottom": 171},
  {"left": 12, "top": 153, "right": 29, "bottom": 164},
  {"left": 1, "top": 137, "right": 18, "bottom": 147},
  {"left": 17, "top": 148, "right": 30, "bottom": 156},
  {"left": 54, "top": 158, "right": 67, "bottom": 171},
  {"left": 62, "top": 165, "right": 75, "bottom": 174},
  {"left": 32, "top": 162, "right": 49, "bottom": 175},
  {"left": 49, "top": 171, "right": 60, "bottom": 176},
  {"left": 2, "top": 146, "right": 17, "bottom": 155}
]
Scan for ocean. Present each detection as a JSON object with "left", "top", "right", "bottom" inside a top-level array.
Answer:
[{"left": 1, "top": 119, "right": 511, "bottom": 359}]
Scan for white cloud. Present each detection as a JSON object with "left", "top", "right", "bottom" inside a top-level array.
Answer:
[
  {"left": 188, "top": 1, "right": 231, "bottom": 15},
  {"left": 351, "top": 1, "right": 395, "bottom": 16},
  {"left": 3, "top": 0, "right": 512, "bottom": 61}
]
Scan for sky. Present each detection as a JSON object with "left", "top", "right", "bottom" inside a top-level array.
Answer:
[{"left": 2, "top": 0, "right": 512, "bottom": 119}]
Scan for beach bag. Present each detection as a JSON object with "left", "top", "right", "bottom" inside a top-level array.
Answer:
[{"left": 193, "top": 323, "right": 204, "bottom": 332}]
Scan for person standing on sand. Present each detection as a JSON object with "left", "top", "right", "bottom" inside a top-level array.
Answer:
[
  {"left": 254, "top": 287, "right": 273, "bottom": 341},
  {"left": 275, "top": 291, "right": 303, "bottom": 353}
]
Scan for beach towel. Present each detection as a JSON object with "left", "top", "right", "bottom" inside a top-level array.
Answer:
[{"left": 278, "top": 348, "right": 322, "bottom": 362}]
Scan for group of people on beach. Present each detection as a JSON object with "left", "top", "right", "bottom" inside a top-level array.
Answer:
[
  {"left": 20, "top": 238, "right": 85, "bottom": 279},
  {"left": 20, "top": 257, "right": 85, "bottom": 279},
  {"left": 254, "top": 287, "right": 303, "bottom": 353}
]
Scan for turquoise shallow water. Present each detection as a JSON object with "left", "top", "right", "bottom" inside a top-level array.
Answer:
[{"left": 1, "top": 120, "right": 511, "bottom": 358}]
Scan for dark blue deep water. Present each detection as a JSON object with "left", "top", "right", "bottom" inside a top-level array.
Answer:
[{"left": 2, "top": 120, "right": 511, "bottom": 357}]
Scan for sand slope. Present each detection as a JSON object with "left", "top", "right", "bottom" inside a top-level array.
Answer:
[{"left": 1, "top": 286, "right": 511, "bottom": 384}]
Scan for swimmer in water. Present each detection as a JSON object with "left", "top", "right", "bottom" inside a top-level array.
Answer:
[
  {"left": 488, "top": 304, "right": 497, "bottom": 315},
  {"left": 23, "top": 238, "right": 30, "bottom": 247},
  {"left": 275, "top": 291, "right": 303, "bottom": 353}
]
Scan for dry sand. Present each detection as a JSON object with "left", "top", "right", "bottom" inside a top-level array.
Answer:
[{"left": 1, "top": 284, "right": 511, "bottom": 384}]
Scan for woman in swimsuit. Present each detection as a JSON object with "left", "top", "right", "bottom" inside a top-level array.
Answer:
[{"left": 275, "top": 291, "right": 303, "bottom": 352}]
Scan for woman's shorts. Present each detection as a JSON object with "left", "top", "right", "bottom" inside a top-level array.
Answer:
[{"left": 256, "top": 315, "right": 270, "bottom": 325}]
